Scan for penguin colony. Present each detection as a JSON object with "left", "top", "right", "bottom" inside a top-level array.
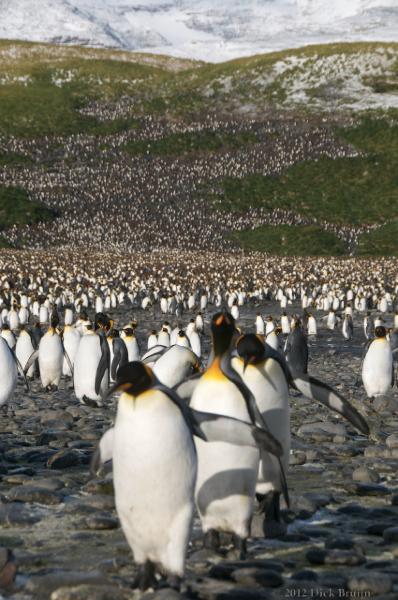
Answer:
[
  {"left": 0, "top": 115, "right": 385, "bottom": 255},
  {"left": 2, "top": 261, "right": 398, "bottom": 592}
]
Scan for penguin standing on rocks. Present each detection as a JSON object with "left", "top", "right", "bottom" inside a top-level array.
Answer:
[
  {"left": 24, "top": 314, "right": 68, "bottom": 392},
  {"left": 92, "top": 362, "right": 281, "bottom": 591},
  {"left": 73, "top": 317, "right": 110, "bottom": 406},
  {"left": 362, "top": 326, "right": 394, "bottom": 399},
  {"left": 0, "top": 336, "right": 18, "bottom": 406},
  {"left": 284, "top": 318, "right": 308, "bottom": 376},
  {"left": 15, "top": 326, "right": 36, "bottom": 378},
  {"left": 189, "top": 312, "right": 282, "bottom": 557},
  {"left": 342, "top": 314, "right": 354, "bottom": 341},
  {"left": 232, "top": 334, "right": 290, "bottom": 537}
]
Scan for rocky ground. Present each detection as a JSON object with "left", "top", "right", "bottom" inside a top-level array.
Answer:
[{"left": 1, "top": 303, "right": 398, "bottom": 600}]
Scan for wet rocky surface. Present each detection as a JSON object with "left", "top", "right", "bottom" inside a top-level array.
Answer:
[{"left": 1, "top": 303, "right": 398, "bottom": 599}]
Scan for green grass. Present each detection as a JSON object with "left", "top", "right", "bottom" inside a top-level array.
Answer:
[
  {"left": 123, "top": 129, "right": 259, "bottom": 157},
  {"left": 233, "top": 224, "right": 346, "bottom": 256},
  {"left": 0, "top": 150, "right": 33, "bottom": 166},
  {"left": 211, "top": 117, "right": 398, "bottom": 226},
  {"left": 0, "top": 56, "right": 171, "bottom": 137},
  {"left": 356, "top": 220, "right": 398, "bottom": 256},
  {"left": 0, "top": 187, "right": 58, "bottom": 230}
]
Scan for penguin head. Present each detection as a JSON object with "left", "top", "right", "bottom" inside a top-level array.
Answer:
[
  {"left": 236, "top": 333, "right": 265, "bottom": 370},
  {"left": 110, "top": 361, "right": 154, "bottom": 397},
  {"left": 375, "top": 326, "right": 387, "bottom": 338},
  {"left": 211, "top": 311, "right": 235, "bottom": 356},
  {"left": 49, "top": 313, "right": 59, "bottom": 332},
  {"left": 123, "top": 327, "right": 134, "bottom": 338}
]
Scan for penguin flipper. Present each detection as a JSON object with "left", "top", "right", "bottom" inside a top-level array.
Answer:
[
  {"left": 63, "top": 347, "right": 74, "bottom": 378},
  {"left": 91, "top": 427, "right": 114, "bottom": 475},
  {"left": 23, "top": 350, "right": 39, "bottom": 377},
  {"left": 12, "top": 352, "right": 30, "bottom": 392},
  {"left": 142, "top": 346, "right": 167, "bottom": 364},
  {"left": 95, "top": 343, "right": 109, "bottom": 396},
  {"left": 190, "top": 409, "right": 283, "bottom": 458},
  {"left": 173, "top": 373, "right": 201, "bottom": 402},
  {"left": 219, "top": 353, "right": 267, "bottom": 430},
  {"left": 154, "top": 382, "right": 207, "bottom": 441},
  {"left": 294, "top": 375, "right": 369, "bottom": 435}
]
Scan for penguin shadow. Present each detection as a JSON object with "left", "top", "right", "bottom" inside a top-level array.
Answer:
[{"left": 196, "top": 468, "right": 256, "bottom": 520}]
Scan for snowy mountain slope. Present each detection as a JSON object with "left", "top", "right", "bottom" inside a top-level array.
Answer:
[{"left": 0, "top": 0, "right": 397, "bottom": 61}]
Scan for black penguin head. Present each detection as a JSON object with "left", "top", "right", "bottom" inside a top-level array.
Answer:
[
  {"left": 236, "top": 333, "right": 265, "bottom": 370},
  {"left": 375, "top": 326, "right": 387, "bottom": 338},
  {"left": 110, "top": 362, "right": 154, "bottom": 397},
  {"left": 211, "top": 311, "right": 236, "bottom": 356},
  {"left": 95, "top": 312, "right": 111, "bottom": 332},
  {"left": 123, "top": 327, "right": 134, "bottom": 337},
  {"left": 50, "top": 313, "right": 59, "bottom": 329}
]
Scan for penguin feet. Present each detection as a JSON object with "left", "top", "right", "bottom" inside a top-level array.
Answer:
[
  {"left": 81, "top": 396, "right": 101, "bottom": 408},
  {"left": 45, "top": 384, "right": 58, "bottom": 393},
  {"left": 257, "top": 492, "right": 287, "bottom": 539},
  {"left": 132, "top": 560, "right": 157, "bottom": 591},
  {"left": 157, "top": 574, "right": 182, "bottom": 591},
  {"left": 232, "top": 534, "right": 247, "bottom": 560},
  {"left": 204, "top": 528, "right": 220, "bottom": 551}
]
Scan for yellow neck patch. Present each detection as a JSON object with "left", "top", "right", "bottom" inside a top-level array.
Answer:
[{"left": 203, "top": 357, "right": 228, "bottom": 382}]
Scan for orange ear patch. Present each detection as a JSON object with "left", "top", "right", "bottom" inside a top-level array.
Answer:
[{"left": 215, "top": 315, "right": 225, "bottom": 326}]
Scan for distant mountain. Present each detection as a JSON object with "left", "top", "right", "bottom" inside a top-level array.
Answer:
[{"left": 0, "top": 0, "right": 397, "bottom": 61}]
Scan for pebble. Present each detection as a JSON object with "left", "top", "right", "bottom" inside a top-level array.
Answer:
[
  {"left": 84, "top": 516, "right": 119, "bottom": 530},
  {"left": 3, "top": 486, "right": 63, "bottom": 505},
  {"left": 383, "top": 527, "right": 398, "bottom": 543},
  {"left": 51, "top": 584, "right": 133, "bottom": 600},
  {"left": 352, "top": 466, "right": 380, "bottom": 483},
  {"left": 47, "top": 449, "right": 82, "bottom": 469},
  {"left": 348, "top": 572, "right": 393, "bottom": 595}
]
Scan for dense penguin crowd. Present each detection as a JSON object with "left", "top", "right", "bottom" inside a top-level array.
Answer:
[
  {"left": 0, "top": 116, "right": 382, "bottom": 254},
  {"left": 0, "top": 248, "right": 397, "bottom": 595}
]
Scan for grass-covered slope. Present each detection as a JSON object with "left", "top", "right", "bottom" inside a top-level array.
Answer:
[
  {"left": 0, "top": 40, "right": 397, "bottom": 256},
  {"left": 0, "top": 187, "right": 57, "bottom": 228},
  {"left": 212, "top": 117, "right": 398, "bottom": 226},
  {"left": 233, "top": 225, "right": 346, "bottom": 256}
]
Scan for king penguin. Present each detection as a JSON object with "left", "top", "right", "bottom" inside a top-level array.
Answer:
[
  {"left": 35, "top": 314, "right": 65, "bottom": 391},
  {"left": 362, "top": 326, "right": 393, "bottom": 398},
  {"left": 190, "top": 312, "right": 281, "bottom": 557},
  {"left": 0, "top": 336, "right": 18, "bottom": 406},
  {"left": 74, "top": 324, "right": 109, "bottom": 406},
  {"left": 232, "top": 334, "right": 290, "bottom": 537},
  {"left": 92, "top": 362, "right": 282, "bottom": 591}
]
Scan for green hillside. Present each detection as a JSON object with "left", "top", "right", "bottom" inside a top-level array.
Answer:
[{"left": 0, "top": 40, "right": 397, "bottom": 255}]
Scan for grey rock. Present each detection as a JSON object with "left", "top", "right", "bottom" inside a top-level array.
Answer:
[
  {"left": 47, "top": 449, "right": 81, "bottom": 469},
  {"left": 352, "top": 466, "right": 380, "bottom": 483},
  {"left": 383, "top": 527, "right": 398, "bottom": 543},
  {"left": 348, "top": 572, "right": 392, "bottom": 595},
  {"left": 3, "top": 485, "right": 63, "bottom": 505},
  {"left": 51, "top": 584, "right": 133, "bottom": 600},
  {"left": 231, "top": 567, "right": 283, "bottom": 587},
  {"left": 84, "top": 515, "right": 119, "bottom": 530}
]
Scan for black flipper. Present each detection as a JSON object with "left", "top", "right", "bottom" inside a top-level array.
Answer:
[
  {"left": 95, "top": 334, "right": 110, "bottom": 396},
  {"left": 294, "top": 374, "right": 369, "bottom": 435},
  {"left": 111, "top": 339, "right": 128, "bottom": 381},
  {"left": 173, "top": 372, "right": 202, "bottom": 402},
  {"left": 23, "top": 349, "right": 39, "bottom": 377},
  {"left": 12, "top": 351, "right": 30, "bottom": 392},
  {"left": 141, "top": 345, "right": 168, "bottom": 364},
  {"left": 191, "top": 409, "right": 283, "bottom": 457},
  {"left": 61, "top": 340, "right": 74, "bottom": 378}
]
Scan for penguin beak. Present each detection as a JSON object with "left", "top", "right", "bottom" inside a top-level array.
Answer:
[{"left": 105, "top": 381, "right": 131, "bottom": 400}]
